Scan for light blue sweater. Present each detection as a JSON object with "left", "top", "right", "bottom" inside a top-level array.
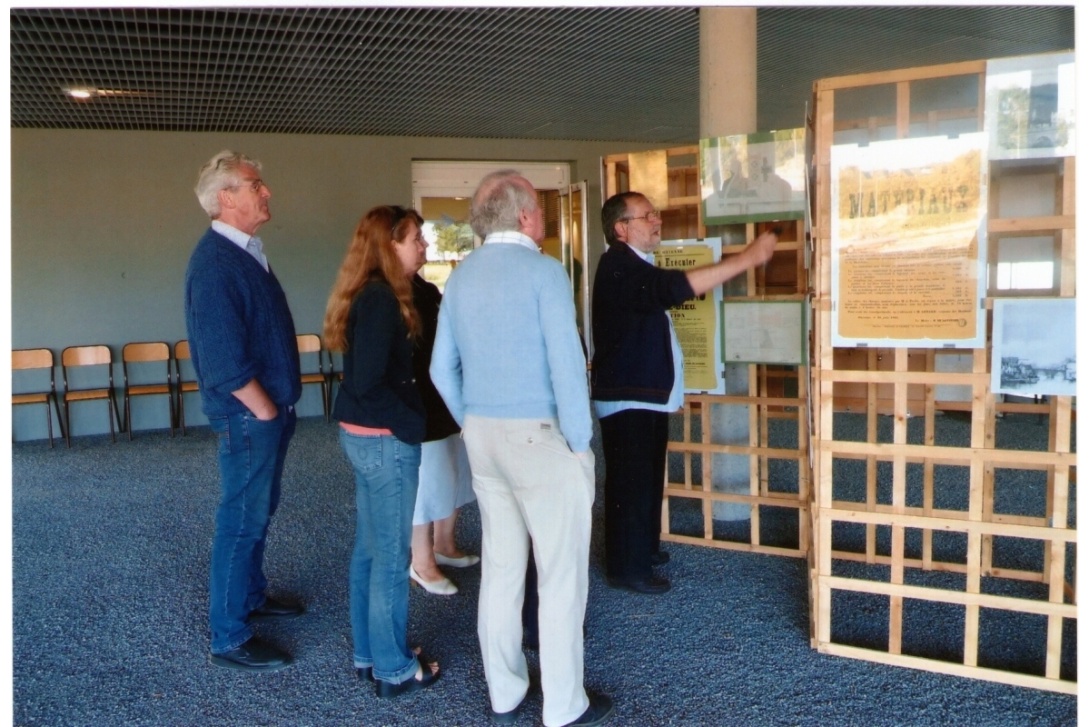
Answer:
[{"left": 430, "top": 234, "right": 592, "bottom": 453}]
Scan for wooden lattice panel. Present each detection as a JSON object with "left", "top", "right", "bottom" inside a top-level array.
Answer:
[
  {"left": 662, "top": 385, "right": 810, "bottom": 557},
  {"left": 809, "top": 59, "right": 1076, "bottom": 694}
]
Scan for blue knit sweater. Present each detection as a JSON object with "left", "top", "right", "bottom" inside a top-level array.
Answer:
[
  {"left": 430, "top": 236, "right": 592, "bottom": 453},
  {"left": 184, "top": 228, "right": 301, "bottom": 417}
]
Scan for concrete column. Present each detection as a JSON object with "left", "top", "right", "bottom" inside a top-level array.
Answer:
[
  {"left": 700, "top": 7, "right": 757, "bottom": 137},
  {"left": 700, "top": 8, "right": 757, "bottom": 521}
]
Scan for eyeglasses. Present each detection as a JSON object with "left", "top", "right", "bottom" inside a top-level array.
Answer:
[
  {"left": 621, "top": 209, "right": 661, "bottom": 223},
  {"left": 228, "top": 178, "right": 265, "bottom": 193}
]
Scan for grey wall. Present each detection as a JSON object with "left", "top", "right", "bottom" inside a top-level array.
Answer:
[{"left": 11, "top": 128, "right": 656, "bottom": 440}]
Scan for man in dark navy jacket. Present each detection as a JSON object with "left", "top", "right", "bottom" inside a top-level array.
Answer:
[
  {"left": 591, "top": 192, "right": 777, "bottom": 594},
  {"left": 185, "top": 150, "right": 303, "bottom": 671}
]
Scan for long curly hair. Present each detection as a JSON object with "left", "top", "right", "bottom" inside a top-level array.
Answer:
[{"left": 323, "top": 205, "right": 423, "bottom": 352}]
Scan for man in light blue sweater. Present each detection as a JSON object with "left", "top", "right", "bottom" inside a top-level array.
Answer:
[{"left": 431, "top": 170, "right": 613, "bottom": 727}]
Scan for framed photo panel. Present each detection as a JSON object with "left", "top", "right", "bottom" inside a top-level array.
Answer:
[
  {"left": 722, "top": 299, "right": 807, "bottom": 366},
  {"left": 985, "top": 51, "right": 1075, "bottom": 160},
  {"left": 991, "top": 297, "right": 1076, "bottom": 397},
  {"left": 700, "top": 128, "right": 806, "bottom": 225}
]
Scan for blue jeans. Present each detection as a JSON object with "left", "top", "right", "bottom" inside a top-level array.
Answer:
[
  {"left": 207, "top": 405, "right": 296, "bottom": 654},
  {"left": 339, "top": 429, "right": 421, "bottom": 685}
]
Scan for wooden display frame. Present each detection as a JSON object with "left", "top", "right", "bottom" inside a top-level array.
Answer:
[{"left": 809, "top": 59, "right": 1076, "bottom": 694}]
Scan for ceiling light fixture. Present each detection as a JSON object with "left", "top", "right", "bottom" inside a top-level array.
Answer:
[{"left": 66, "top": 87, "right": 145, "bottom": 100}]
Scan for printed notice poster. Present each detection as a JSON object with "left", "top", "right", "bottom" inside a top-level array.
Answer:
[
  {"left": 831, "top": 133, "right": 987, "bottom": 348},
  {"left": 985, "top": 51, "right": 1075, "bottom": 160},
  {"left": 700, "top": 129, "right": 806, "bottom": 225},
  {"left": 653, "top": 239, "right": 724, "bottom": 394}
]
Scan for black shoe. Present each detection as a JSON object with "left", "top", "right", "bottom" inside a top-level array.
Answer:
[
  {"left": 651, "top": 550, "right": 670, "bottom": 566},
  {"left": 356, "top": 666, "right": 375, "bottom": 682},
  {"left": 492, "top": 694, "right": 526, "bottom": 724},
  {"left": 375, "top": 655, "right": 441, "bottom": 698},
  {"left": 606, "top": 575, "right": 671, "bottom": 595},
  {"left": 564, "top": 692, "right": 614, "bottom": 726},
  {"left": 249, "top": 596, "right": 305, "bottom": 622},
  {"left": 209, "top": 637, "right": 292, "bottom": 672}
]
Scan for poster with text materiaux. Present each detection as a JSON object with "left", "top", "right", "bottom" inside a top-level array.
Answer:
[{"left": 831, "top": 133, "right": 987, "bottom": 349}]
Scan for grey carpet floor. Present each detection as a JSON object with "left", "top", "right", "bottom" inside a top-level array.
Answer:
[{"left": 12, "top": 416, "right": 1077, "bottom": 726}]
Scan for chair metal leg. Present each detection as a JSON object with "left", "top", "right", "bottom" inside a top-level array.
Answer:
[
  {"left": 109, "top": 394, "right": 120, "bottom": 443},
  {"left": 45, "top": 400, "right": 54, "bottom": 449},
  {"left": 53, "top": 395, "right": 67, "bottom": 442},
  {"left": 64, "top": 400, "right": 72, "bottom": 448},
  {"left": 126, "top": 395, "right": 133, "bottom": 441},
  {"left": 179, "top": 394, "right": 187, "bottom": 436}
]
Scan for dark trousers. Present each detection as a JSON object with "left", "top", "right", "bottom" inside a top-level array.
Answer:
[{"left": 600, "top": 408, "right": 669, "bottom": 580}]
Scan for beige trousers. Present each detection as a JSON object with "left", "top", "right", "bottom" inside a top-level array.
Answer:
[{"left": 462, "top": 415, "right": 595, "bottom": 727}]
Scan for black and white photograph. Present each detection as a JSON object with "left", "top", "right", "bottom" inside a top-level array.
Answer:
[{"left": 990, "top": 297, "right": 1076, "bottom": 397}]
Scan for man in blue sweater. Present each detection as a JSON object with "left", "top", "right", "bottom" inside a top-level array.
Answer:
[
  {"left": 185, "top": 150, "right": 303, "bottom": 672},
  {"left": 431, "top": 171, "right": 613, "bottom": 727},
  {"left": 592, "top": 192, "right": 778, "bottom": 595}
]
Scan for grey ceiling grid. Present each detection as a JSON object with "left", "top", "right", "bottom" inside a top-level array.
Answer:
[{"left": 9, "top": 6, "right": 1074, "bottom": 144}]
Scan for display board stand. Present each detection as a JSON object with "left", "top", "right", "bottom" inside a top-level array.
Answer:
[{"left": 810, "top": 58, "right": 1076, "bottom": 694}]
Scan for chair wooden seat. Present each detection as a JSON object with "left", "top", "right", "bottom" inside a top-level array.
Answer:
[
  {"left": 66, "top": 388, "right": 115, "bottom": 402},
  {"left": 128, "top": 383, "right": 172, "bottom": 396},
  {"left": 13, "top": 392, "right": 50, "bottom": 405}
]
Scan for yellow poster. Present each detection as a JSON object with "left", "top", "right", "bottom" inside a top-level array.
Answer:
[
  {"left": 831, "top": 134, "right": 987, "bottom": 348},
  {"left": 653, "top": 241, "right": 722, "bottom": 392}
]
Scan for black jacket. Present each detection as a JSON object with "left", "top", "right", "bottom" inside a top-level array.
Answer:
[
  {"left": 412, "top": 275, "right": 460, "bottom": 442},
  {"left": 332, "top": 278, "right": 426, "bottom": 444},
  {"left": 590, "top": 242, "right": 694, "bottom": 404}
]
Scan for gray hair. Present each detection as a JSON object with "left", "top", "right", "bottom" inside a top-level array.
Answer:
[
  {"left": 469, "top": 169, "right": 536, "bottom": 238},
  {"left": 194, "top": 150, "right": 262, "bottom": 218}
]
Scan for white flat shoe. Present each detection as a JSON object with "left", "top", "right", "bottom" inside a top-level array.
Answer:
[
  {"left": 409, "top": 566, "right": 458, "bottom": 595},
  {"left": 434, "top": 553, "right": 480, "bottom": 568}
]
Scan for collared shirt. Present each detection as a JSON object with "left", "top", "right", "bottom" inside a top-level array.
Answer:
[
  {"left": 212, "top": 219, "right": 268, "bottom": 271},
  {"left": 482, "top": 229, "right": 540, "bottom": 252},
  {"left": 593, "top": 247, "right": 685, "bottom": 417}
]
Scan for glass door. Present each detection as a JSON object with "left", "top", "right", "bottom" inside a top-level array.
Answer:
[
  {"left": 418, "top": 196, "right": 473, "bottom": 291},
  {"left": 559, "top": 181, "right": 590, "bottom": 354}
]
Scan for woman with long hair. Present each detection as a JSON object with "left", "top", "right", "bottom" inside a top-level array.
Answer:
[{"left": 323, "top": 205, "right": 440, "bottom": 697}]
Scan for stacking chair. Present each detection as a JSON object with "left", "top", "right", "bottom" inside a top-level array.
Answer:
[
  {"left": 12, "top": 348, "right": 66, "bottom": 448},
  {"left": 297, "top": 333, "right": 329, "bottom": 420},
  {"left": 61, "top": 344, "right": 121, "bottom": 447},
  {"left": 174, "top": 340, "right": 200, "bottom": 435},
  {"left": 122, "top": 341, "right": 175, "bottom": 440}
]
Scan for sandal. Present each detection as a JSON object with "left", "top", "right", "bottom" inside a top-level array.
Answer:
[{"left": 374, "top": 654, "right": 440, "bottom": 698}]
